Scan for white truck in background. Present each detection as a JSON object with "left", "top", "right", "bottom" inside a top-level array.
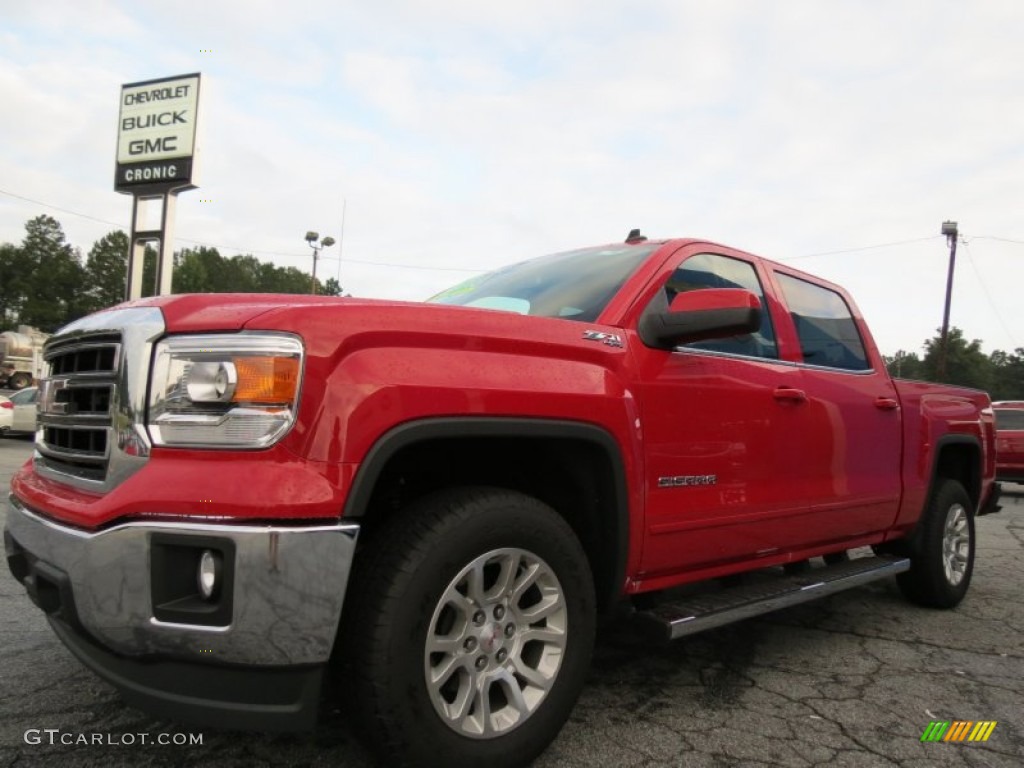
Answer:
[{"left": 0, "top": 326, "right": 49, "bottom": 390}]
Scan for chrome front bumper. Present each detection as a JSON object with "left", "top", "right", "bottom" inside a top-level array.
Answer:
[{"left": 4, "top": 494, "right": 360, "bottom": 667}]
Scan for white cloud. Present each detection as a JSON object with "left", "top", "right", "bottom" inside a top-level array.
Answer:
[{"left": 1, "top": 0, "right": 1022, "bottom": 354}]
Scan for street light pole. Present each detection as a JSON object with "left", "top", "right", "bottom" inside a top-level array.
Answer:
[
  {"left": 938, "top": 220, "right": 959, "bottom": 381},
  {"left": 304, "top": 231, "right": 336, "bottom": 295},
  {"left": 310, "top": 242, "right": 319, "bottom": 295}
]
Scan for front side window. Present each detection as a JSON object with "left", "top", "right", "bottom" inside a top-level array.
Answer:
[
  {"left": 775, "top": 272, "right": 869, "bottom": 371},
  {"left": 663, "top": 253, "right": 778, "bottom": 359},
  {"left": 429, "top": 244, "right": 658, "bottom": 323}
]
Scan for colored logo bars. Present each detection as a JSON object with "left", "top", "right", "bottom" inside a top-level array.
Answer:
[{"left": 920, "top": 721, "right": 997, "bottom": 743}]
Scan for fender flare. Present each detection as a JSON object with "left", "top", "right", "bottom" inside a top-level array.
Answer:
[
  {"left": 906, "top": 433, "right": 983, "bottom": 551},
  {"left": 343, "top": 416, "right": 631, "bottom": 609}
]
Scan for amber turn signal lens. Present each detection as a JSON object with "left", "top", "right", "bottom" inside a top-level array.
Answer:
[{"left": 230, "top": 356, "right": 299, "bottom": 403}]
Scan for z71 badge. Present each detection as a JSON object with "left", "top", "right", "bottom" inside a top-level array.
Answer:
[{"left": 582, "top": 330, "right": 624, "bottom": 348}]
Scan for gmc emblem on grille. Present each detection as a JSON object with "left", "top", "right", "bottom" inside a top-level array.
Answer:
[{"left": 38, "top": 379, "right": 71, "bottom": 415}]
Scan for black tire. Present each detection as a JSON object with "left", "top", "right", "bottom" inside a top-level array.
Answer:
[
  {"left": 8, "top": 372, "right": 30, "bottom": 390},
  {"left": 341, "top": 487, "right": 596, "bottom": 768},
  {"left": 896, "top": 479, "right": 975, "bottom": 608}
]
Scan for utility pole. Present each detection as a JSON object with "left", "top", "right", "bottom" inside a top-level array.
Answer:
[{"left": 938, "top": 220, "right": 959, "bottom": 380}]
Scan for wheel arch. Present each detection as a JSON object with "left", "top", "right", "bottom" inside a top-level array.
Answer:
[
  {"left": 900, "top": 435, "right": 982, "bottom": 556},
  {"left": 930, "top": 435, "right": 983, "bottom": 511},
  {"left": 343, "top": 417, "right": 630, "bottom": 613}
]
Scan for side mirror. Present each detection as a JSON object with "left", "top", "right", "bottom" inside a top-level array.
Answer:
[{"left": 639, "top": 288, "right": 762, "bottom": 349}]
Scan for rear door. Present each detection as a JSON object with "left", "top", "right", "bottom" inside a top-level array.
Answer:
[{"left": 771, "top": 270, "right": 902, "bottom": 543}]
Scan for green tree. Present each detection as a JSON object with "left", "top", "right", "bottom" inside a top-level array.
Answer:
[
  {"left": 84, "top": 230, "right": 128, "bottom": 311},
  {"left": 256, "top": 261, "right": 317, "bottom": 294},
  {"left": 170, "top": 247, "right": 319, "bottom": 295},
  {"left": 0, "top": 242, "right": 23, "bottom": 325},
  {"left": 226, "top": 254, "right": 263, "bottom": 292},
  {"left": 921, "top": 327, "right": 994, "bottom": 391},
  {"left": 18, "top": 215, "right": 87, "bottom": 331},
  {"left": 323, "top": 277, "right": 344, "bottom": 296},
  {"left": 989, "top": 348, "right": 1024, "bottom": 401},
  {"left": 276, "top": 265, "right": 319, "bottom": 294},
  {"left": 885, "top": 350, "right": 925, "bottom": 380},
  {"left": 171, "top": 246, "right": 224, "bottom": 293},
  {"left": 173, "top": 247, "right": 211, "bottom": 293}
]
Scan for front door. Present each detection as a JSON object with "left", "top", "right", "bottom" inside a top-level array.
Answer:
[{"left": 632, "top": 250, "right": 814, "bottom": 578}]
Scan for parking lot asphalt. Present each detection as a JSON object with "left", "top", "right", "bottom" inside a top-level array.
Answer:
[{"left": 0, "top": 435, "right": 1021, "bottom": 767}]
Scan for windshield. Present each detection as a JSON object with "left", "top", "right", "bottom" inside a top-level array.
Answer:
[{"left": 428, "top": 243, "right": 658, "bottom": 322}]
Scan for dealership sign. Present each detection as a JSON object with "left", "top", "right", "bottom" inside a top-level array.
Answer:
[{"left": 115, "top": 73, "right": 201, "bottom": 192}]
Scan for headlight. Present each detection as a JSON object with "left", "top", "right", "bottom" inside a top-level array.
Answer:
[{"left": 148, "top": 333, "right": 303, "bottom": 448}]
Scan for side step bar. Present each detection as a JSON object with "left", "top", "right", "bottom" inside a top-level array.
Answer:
[{"left": 636, "top": 556, "right": 911, "bottom": 642}]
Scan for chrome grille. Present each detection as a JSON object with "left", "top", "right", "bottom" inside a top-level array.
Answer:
[
  {"left": 33, "top": 306, "right": 166, "bottom": 493},
  {"left": 36, "top": 337, "right": 120, "bottom": 483},
  {"left": 47, "top": 341, "right": 119, "bottom": 376}
]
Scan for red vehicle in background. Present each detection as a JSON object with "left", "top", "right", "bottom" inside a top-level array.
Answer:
[{"left": 993, "top": 401, "right": 1024, "bottom": 484}]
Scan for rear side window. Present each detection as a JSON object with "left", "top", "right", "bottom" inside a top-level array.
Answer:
[
  {"left": 775, "top": 273, "right": 869, "bottom": 371},
  {"left": 995, "top": 409, "right": 1024, "bottom": 430}
]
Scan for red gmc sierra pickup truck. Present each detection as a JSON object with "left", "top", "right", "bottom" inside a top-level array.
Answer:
[{"left": 4, "top": 234, "right": 1000, "bottom": 767}]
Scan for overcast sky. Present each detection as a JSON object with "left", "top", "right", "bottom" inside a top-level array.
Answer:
[{"left": 1, "top": 0, "right": 1022, "bottom": 356}]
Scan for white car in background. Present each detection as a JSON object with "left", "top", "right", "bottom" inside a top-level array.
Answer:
[{"left": 0, "top": 386, "right": 38, "bottom": 436}]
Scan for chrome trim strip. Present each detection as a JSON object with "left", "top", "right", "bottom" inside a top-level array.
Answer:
[
  {"left": 44, "top": 339, "right": 121, "bottom": 359},
  {"left": 671, "top": 346, "right": 877, "bottom": 375},
  {"left": 35, "top": 442, "right": 110, "bottom": 462},
  {"left": 6, "top": 495, "right": 359, "bottom": 666},
  {"left": 38, "top": 413, "right": 112, "bottom": 425}
]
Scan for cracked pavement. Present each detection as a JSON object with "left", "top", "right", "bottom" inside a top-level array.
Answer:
[{"left": 1, "top": 437, "right": 1021, "bottom": 767}]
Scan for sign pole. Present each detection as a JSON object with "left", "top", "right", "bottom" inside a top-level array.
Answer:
[
  {"left": 155, "top": 191, "right": 178, "bottom": 296},
  {"left": 125, "top": 195, "right": 146, "bottom": 301}
]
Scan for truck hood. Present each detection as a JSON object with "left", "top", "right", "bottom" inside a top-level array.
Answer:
[
  {"left": 114, "top": 293, "right": 357, "bottom": 333},
  {"left": 108, "top": 294, "right": 626, "bottom": 355},
  {"left": 241, "top": 296, "right": 628, "bottom": 357}
]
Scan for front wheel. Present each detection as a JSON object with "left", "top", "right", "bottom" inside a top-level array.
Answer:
[
  {"left": 342, "top": 487, "right": 596, "bottom": 768},
  {"left": 897, "top": 479, "right": 975, "bottom": 608},
  {"left": 7, "top": 372, "right": 30, "bottom": 390}
]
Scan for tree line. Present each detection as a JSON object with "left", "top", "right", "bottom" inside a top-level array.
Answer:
[
  {"left": 0, "top": 214, "right": 341, "bottom": 332},
  {"left": 1, "top": 214, "right": 1021, "bottom": 400},
  {"left": 885, "top": 329, "right": 1024, "bottom": 401}
]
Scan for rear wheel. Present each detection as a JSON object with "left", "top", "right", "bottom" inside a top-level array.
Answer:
[
  {"left": 897, "top": 479, "right": 974, "bottom": 608},
  {"left": 342, "top": 487, "right": 596, "bottom": 768},
  {"left": 8, "top": 372, "right": 30, "bottom": 390}
]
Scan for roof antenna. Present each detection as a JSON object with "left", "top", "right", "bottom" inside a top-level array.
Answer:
[{"left": 625, "top": 228, "right": 647, "bottom": 243}]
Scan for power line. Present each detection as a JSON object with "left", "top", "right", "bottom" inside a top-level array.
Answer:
[
  {"left": 0, "top": 186, "right": 1010, "bottom": 276},
  {"left": 960, "top": 239, "right": 1019, "bottom": 348},
  {"left": 780, "top": 235, "right": 942, "bottom": 261},
  {"left": 0, "top": 188, "right": 122, "bottom": 229},
  {"left": 0, "top": 188, "right": 486, "bottom": 274},
  {"left": 969, "top": 235, "right": 1024, "bottom": 246}
]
